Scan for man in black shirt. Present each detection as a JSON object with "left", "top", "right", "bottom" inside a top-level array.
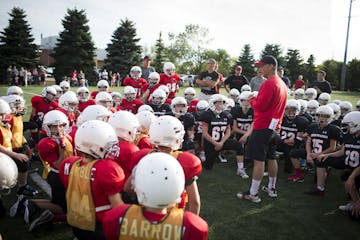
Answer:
[
  {"left": 311, "top": 70, "right": 332, "bottom": 99},
  {"left": 224, "top": 65, "right": 249, "bottom": 93},
  {"left": 196, "top": 58, "right": 220, "bottom": 101}
]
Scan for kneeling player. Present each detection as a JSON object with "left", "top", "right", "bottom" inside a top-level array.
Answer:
[{"left": 103, "top": 152, "right": 208, "bottom": 240}]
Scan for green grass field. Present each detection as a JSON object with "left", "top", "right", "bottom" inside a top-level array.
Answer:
[{"left": 0, "top": 84, "right": 359, "bottom": 240}]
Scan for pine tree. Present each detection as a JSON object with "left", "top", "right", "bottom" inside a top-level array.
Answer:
[
  {"left": 285, "top": 48, "right": 304, "bottom": 82},
  {"left": 237, "top": 44, "right": 255, "bottom": 78},
  {"left": 106, "top": 19, "right": 142, "bottom": 78},
  {"left": 303, "top": 54, "right": 317, "bottom": 85},
  {"left": 153, "top": 32, "right": 166, "bottom": 73},
  {"left": 260, "top": 44, "right": 285, "bottom": 67},
  {"left": 52, "top": 9, "right": 96, "bottom": 84},
  {"left": 0, "top": 7, "right": 37, "bottom": 83}
]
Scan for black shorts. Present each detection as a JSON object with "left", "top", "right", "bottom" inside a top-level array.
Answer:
[
  {"left": 316, "top": 156, "right": 347, "bottom": 169},
  {"left": 289, "top": 148, "right": 307, "bottom": 159},
  {"left": 340, "top": 169, "right": 360, "bottom": 190},
  {"left": 181, "top": 138, "right": 195, "bottom": 151},
  {"left": 245, "top": 129, "right": 280, "bottom": 161},
  {"left": 72, "top": 222, "right": 105, "bottom": 240},
  {"left": 13, "top": 148, "right": 30, "bottom": 173},
  {"left": 47, "top": 171, "right": 67, "bottom": 213}
]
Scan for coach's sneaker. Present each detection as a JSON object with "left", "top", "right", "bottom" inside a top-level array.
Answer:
[
  {"left": 261, "top": 186, "right": 278, "bottom": 198},
  {"left": 236, "top": 169, "right": 249, "bottom": 179},
  {"left": 287, "top": 174, "right": 304, "bottom": 183},
  {"left": 10, "top": 195, "right": 26, "bottom": 217},
  {"left": 236, "top": 191, "right": 261, "bottom": 203},
  {"left": 28, "top": 209, "right": 54, "bottom": 232},
  {"left": 17, "top": 184, "right": 39, "bottom": 197},
  {"left": 339, "top": 202, "right": 353, "bottom": 211},
  {"left": 304, "top": 186, "right": 325, "bottom": 196},
  {"left": 218, "top": 154, "right": 228, "bottom": 163}
]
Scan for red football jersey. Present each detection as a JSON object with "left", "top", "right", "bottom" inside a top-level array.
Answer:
[
  {"left": 59, "top": 156, "right": 125, "bottom": 222},
  {"left": 30, "top": 95, "right": 58, "bottom": 122},
  {"left": 78, "top": 99, "right": 96, "bottom": 112},
  {"left": 159, "top": 73, "right": 180, "bottom": 98},
  {"left": 37, "top": 136, "right": 73, "bottom": 169},
  {"left": 107, "top": 141, "right": 139, "bottom": 181},
  {"left": 188, "top": 99, "right": 199, "bottom": 113},
  {"left": 55, "top": 107, "right": 76, "bottom": 127},
  {"left": 119, "top": 98, "right": 144, "bottom": 114},
  {"left": 102, "top": 204, "right": 208, "bottom": 240},
  {"left": 123, "top": 77, "right": 149, "bottom": 98},
  {"left": 137, "top": 136, "right": 153, "bottom": 150}
]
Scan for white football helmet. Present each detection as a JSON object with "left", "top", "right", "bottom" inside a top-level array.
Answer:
[
  {"left": 4, "top": 95, "right": 26, "bottom": 116},
  {"left": 7, "top": 86, "right": 23, "bottom": 96},
  {"left": 316, "top": 105, "right": 334, "bottom": 125},
  {"left": 342, "top": 111, "right": 360, "bottom": 134},
  {"left": 171, "top": 97, "right": 188, "bottom": 116},
  {"left": 75, "top": 120, "right": 118, "bottom": 159},
  {"left": 307, "top": 100, "right": 319, "bottom": 116},
  {"left": 60, "top": 81, "right": 70, "bottom": 92},
  {"left": 294, "top": 88, "right": 305, "bottom": 100},
  {"left": 136, "top": 110, "right": 156, "bottom": 133},
  {"left": 149, "top": 115, "right": 185, "bottom": 150},
  {"left": 130, "top": 66, "right": 142, "bottom": 79},
  {"left": 225, "top": 97, "right": 235, "bottom": 111},
  {"left": 184, "top": 87, "right": 196, "bottom": 103},
  {"left": 158, "top": 85, "right": 170, "bottom": 98},
  {"left": 138, "top": 104, "right": 154, "bottom": 113},
  {"left": 229, "top": 88, "right": 240, "bottom": 102},
  {"left": 42, "top": 110, "right": 69, "bottom": 139},
  {"left": 41, "top": 86, "right": 57, "bottom": 102},
  {"left": 196, "top": 100, "right": 209, "bottom": 113},
  {"left": 97, "top": 79, "right": 109, "bottom": 91},
  {"left": 285, "top": 99, "right": 300, "bottom": 119},
  {"left": 133, "top": 152, "right": 185, "bottom": 208},
  {"left": 327, "top": 103, "right": 341, "bottom": 120},
  {"left": 59, "top": 91, "right": 78, "bottom": 112},
  {"left": 240, "top": 84, "right": 251, "bottom": 92},
  {"left": 318, "top": 93, "right": 331, "bottom": 105},
  {"left": 163, "top": 62, "right": 175, "bottom": 76},
  {"left": 297, "top": 99, "right": 308, "bottom": 115},
  {"left": 108, "top": 111, "right": 140, "bottom": 142},
  {"left": 339, "top": 101, "right": 353, "bottom": 116},
  {"left": 76, "top": 87, "right": 90, "bottom": 103},
  {"left": 239, "top": 91, "right": 251, "bottom": 108},
  {"left": 0, "top": 153, "right": 18, "bottom": 190},
  {"left": 209, "top": 94, "right": 226, "bottom": 114},
  {"left": 332, "top": 99, "right": 342, "bottom": 105},
  {"left": 148, "top": 72, "right": 160, "bottom": 87},
  {"left": 95, "top": 91, "right": 113, "bottom": 109},
  {"left": 52, "top": 85, "right": 63, "bottom": 100},
  {"left": 111, "top": 92, "right": 122, "bottom": 106},
  {"left": 0, "top": 99, "right": 11, "bottom": 115},
  {"left": 305, "top": 88, "right": 317, "bottom": 100},
  {"left": 123, "top": 86, "right": 136, "bottom": 102},
  {"left": 151, "top": 89, "right": 166, "bottom": 106},
  {"left": 76, "top": 105, "right": 111, "bottom": 127}
]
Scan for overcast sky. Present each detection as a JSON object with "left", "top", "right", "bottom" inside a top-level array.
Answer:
[{"left": 0, "top": 0, "right": 359, "bottom": 64}]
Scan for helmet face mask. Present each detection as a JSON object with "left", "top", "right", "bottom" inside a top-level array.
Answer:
[
  {"left": 341, "top": 112, "right": 360, "bottom": 135},
  {"left": 315, "top": 106, "right": 333, "bottom": 127},
  {"left": 43, "top": 110, "right": 69, "bottom": 139},
  {"left": 149, "top": 78, "right": 159, "bottom": 87},
  {"left": 125, "top": 93, "right": 136, "bottom": 102},
  {"left": 171, "top": 97, "right": 188, "bottom": 116},
  {"left": 184, "top": 93, "right": 195, "bottom": 103},
  {"left": 196, "top": 100, "right": 209, "bottom": 114},
  {"left": 285, "top": 107, "right": 297, "bottom": 120}
]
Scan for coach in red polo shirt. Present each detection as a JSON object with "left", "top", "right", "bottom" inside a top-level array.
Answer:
[{"left": 237, "top": 55, "right": 288, "bottom": 203}]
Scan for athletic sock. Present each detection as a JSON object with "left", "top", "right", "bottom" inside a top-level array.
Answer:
[
  {"left": 295, "top": 168, "right": 302, "bottom": 176},
  {"left": 268, "top": 177, "right": 277, "bottom": 190},
  {"left": 250, "top": 179, "right": 261, "bottom": 196},
  {"left": 237, "top": 162, "right": 244, "bottom": 171}
]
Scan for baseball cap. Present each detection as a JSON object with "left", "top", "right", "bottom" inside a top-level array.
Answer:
[
  {"left": 254, "top": 55, "right": 278, "bottom": 67},
  {"left": 144, "top": 55, "right": 151, "bottom": 60}
]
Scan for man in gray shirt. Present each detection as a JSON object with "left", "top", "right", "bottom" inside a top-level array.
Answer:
[
  {"left": 140, "top": 55, "right": 155, "bottom": 82},
  {"left": 250, "top": 68, "right": 266, "bottom": 91}
]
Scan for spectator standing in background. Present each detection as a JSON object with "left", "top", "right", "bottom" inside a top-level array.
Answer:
[
  {"left": 196, "top": 58, "right": 220, "bottom": 101},
  {"left": 311, "top": 70, "right": 332, "bottom": 99},
  {"left": 224, "top": 65, "right": 249, "bottom": 93},
  {"left": 293, "top": 75, "right": 305, "bottom": 90},
  {"left": 140, "top": 55, "right": 155, "bottom": 82},
  {"left": 250, "top": 68, "right": 266, "bottom": 91},
  {"left": 277, "top": 66, "right": 291, "bottom": 89}
]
